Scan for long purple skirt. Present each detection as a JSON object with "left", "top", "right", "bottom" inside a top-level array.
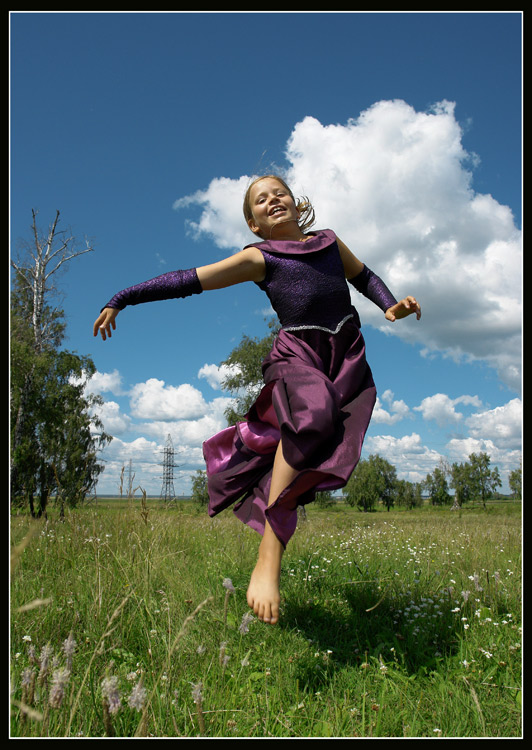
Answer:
[{"left": 203, "top": 318, "right": 376, "bottom": 547}]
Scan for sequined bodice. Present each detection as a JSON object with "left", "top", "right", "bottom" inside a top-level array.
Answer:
[{"left": 247, "top": 229, "right": 357, "bottom": 332}]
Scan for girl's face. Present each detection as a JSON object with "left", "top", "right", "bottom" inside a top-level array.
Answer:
[{"left": 247, "top": 177, "right": 300, "bottom": 238}]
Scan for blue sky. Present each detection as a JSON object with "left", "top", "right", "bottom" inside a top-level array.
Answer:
[{"left": 10, "top": 11, "right": 522, "bottom": 497}]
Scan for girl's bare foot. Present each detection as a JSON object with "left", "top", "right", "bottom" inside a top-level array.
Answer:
[
  {"left": 247, "top": 525, "right": 283, "bottom": 624},
  {"left": 247, "top": 442, "right": 296, "bottom": 624}
]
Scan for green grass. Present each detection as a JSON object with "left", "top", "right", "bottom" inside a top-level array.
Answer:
[{"left": 10, "top": 500, "right": 521, "bottom": 738}]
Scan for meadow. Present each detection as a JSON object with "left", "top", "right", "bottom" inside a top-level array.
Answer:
[{"left": 10, "top": 499, "right": 522, "bottom": 738}]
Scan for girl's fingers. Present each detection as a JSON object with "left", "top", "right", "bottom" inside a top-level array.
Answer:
[{"left": 94, "top": 309, "right": 118, "bottom": 340}]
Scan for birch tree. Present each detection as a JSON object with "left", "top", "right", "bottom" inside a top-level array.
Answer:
[
  {"left": 10, "top": 210, "right": 108, "bottom": 512},
  {"left": 11, "top": 211, "right": 94, "bottom": 463}
]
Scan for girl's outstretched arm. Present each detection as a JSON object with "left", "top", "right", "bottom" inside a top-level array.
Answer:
[
  {"left": 196, "top": 246, "right": 265, "bottom": 290},
  {"left": 93, "top": 247, "right": 266, "bottom": 341}
]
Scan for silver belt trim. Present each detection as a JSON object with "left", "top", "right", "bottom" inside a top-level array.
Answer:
[{"left": 283, "top": 313, "right": 354, "bottom": 335}]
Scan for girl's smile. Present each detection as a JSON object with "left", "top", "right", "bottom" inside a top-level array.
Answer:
[{"left": 247, "top": 178, "right": 302, "bottom": 239}]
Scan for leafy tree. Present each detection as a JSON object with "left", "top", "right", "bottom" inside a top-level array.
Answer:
[
  {"left": 467, "top": 452, "right": 501, "bottom": 508},
  {"left": 395, "top": 479, "right": 423, "bottom": 509},
  {"left": 423, "top": 466, "right": 451, "bottom": 505},
  {"left": 345, "top": 454, "right": 397, "bottom": 512},
  {"left": 191, "top": 469, "right": 210, "bottom": 506},
  {"left": 509, "top": 461, "right": 522, "bottom": 501},
  {"left": 450, "top": 461, "right": 473, "bottom": 507},
  {"left": 315, "top": 490, "right": 335, "bottom": 508},
  {"left": 11, "top": 210, "right": 93, "bottom": 462},
  {"left": 10, "top": 212, "right": 110, "bottom": 516}
]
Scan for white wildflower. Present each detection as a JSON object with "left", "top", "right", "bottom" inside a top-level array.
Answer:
[
  {"left": 62, "top": 633, "right": 77, "bottom": 670},
  {"left": 38, "top": 644, "right": 54, "bottom": 683},
  {"left": 191, "top": 682, "right": 203, "bottom": 705},
  {"left": 222, "top": 578, "right": 235, "bottom": 594},
  {"left": 101, "top": 675, "right": 122, "bottom": 714},
  {"left": 128, "top": 680, "right": 147, "bottom": 712},
  {"left": 238, "top": 612, "right": 254, "bottom": 635},
  {"left": 49, "top": 668, "right": 70, "bottom": 709}
]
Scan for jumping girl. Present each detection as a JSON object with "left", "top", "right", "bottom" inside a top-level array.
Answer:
[{"left": 93, "top": 175, "right": 421, "bottom": 625}]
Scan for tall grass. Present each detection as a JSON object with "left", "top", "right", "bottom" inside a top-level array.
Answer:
[{"left": 10, "top": 501, "right": 521, "bottom": 738}]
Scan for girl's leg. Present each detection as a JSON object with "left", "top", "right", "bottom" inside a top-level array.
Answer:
[{"left": 246, "top": 441, "right": 299, "bottom": 624}]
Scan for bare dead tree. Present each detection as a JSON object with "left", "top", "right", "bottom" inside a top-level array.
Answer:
[{"left": 11, "top": 209, "right": 95, "bottom": 353}]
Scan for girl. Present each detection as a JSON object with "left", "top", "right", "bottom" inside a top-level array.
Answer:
[{"left": 94, "top": 175, "right": 421, "bottom": 625}]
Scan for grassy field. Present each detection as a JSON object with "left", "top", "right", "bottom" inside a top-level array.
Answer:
[{"left": 10, "top": 500, "right": 522, "bottom": 738}]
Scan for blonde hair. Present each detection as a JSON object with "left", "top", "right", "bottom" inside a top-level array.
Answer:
[{"left": 243, "top": 174, "right": 315, "bottom": 238}]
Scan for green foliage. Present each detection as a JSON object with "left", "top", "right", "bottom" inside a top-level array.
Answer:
[
  {"left": 508, "top": 463, "right": 522, "bottom": 501},
  {"left": 344, "top": 455, "right": 397, "bottom": 512},
  {"left": 467, "top": 453, "right": 502, "bottom": 508},
  {"left": 450, "top": 462, "right": 473, "bottom": 506},
  {"left": 10, "top": 220, "right": 111, "bottom": 516},
  {"left": 423, "top": 466, "right": 451, "bottom": 506},
  {"left": 314, "top": 491, "right": 335, "bottom": 508},
  {"left": 191, "top": 470, "right": 210, "bottom": 507},
  {"left": 445, "top": 452, "right": 502, "bottom": 508},
  {"left": 395, "top": 479, "right": 423, "bottom": 510}
]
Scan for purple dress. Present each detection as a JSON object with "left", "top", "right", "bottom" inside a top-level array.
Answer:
[{"left": 203, "top": 229, "right": 377, "bottom": 547}]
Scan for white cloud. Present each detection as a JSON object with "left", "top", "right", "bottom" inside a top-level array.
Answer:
[
  {"left": 174, "top": 99, "right": 521, "bottom": 390},
  {"left": 465, "top": 398, "right": 522, "bottom": 450},
  {"left": 92, "top": 400, "right": 131, "bottom": 435},
  {"left": 414, "top": 393, "right": 482, "bottom": 427},
  {"left": 85, "top": 369, "right": 125, "bottom": 396},
  {"left": 94, "top": 397, "right": 233, "bottom": 496},
  {"left": 140, "top": 396, "right": 232, "bottom": 446},
  {"left": 445, "top": 436, "right": 521, "bottom": 474},
  {"left": 364, "top": 432, "right": 443, "bottom": 483},
  {"left": 197, "top": 362, "right": 241, "bottom": 390},
  {"left": 372, "top": 389, "right": 410, "bottom": 424},
  {"left": 173, "top": 175, "right": 253, "bottom": 252},
  {"left": 129, "top": 378, "right": 208, "bottom": 421}
]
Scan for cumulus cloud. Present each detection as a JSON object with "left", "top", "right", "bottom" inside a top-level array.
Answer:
[
  {"left": 140, "top": 396, "right": 231, "bottom": 443},
  {"left": 92, "top": 400, "right": 131, "bottom": 435},
  {"left": 464, "top": 397, "right": 522, "bottom": 450},
  {"left": 372, "top": 389, "right": 410, "bottom": 424},
  {"left": 173, "top": 175, "right": 253, "bottom": 252},
  {"left": 197, "top": 362, "right": 241, "bottom": 390},
  {"left": 129, "top": 378, "right": 208, "bottom": 421},
  {"left": 84, "top": 369, "right": 125, "bottom": 396},
  {"left": 364, "top": 432, "right": 443, "bottom": 483},
  {"left": 414, "top": 393, "right": 482, "bottom": 427},
  {"left": 445, "top": 436, "right": 521, "bottom": 475},
  {"left": 174, "top": 99, "right": 521, "bottom": 390}
]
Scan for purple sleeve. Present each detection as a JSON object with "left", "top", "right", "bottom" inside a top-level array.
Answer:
[
  {"left": 348, "top": 265, "right": 397, "bottom": 313},
  {"left": 102, "top": 268, "right": 203, "bottom": 311}
]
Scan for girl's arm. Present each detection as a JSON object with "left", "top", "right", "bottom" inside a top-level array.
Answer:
[
  {"left": 93, "top": 247, "right": 266, "bottom": 340},
  {"left": 337, "top": 236, "right": 421, "bottom": 322},
  {"left": 196, "top": 246, "right": 265, "bottom": 290},
  {"left": 336, "top": 236, "right": 365, "bottom": 279}
]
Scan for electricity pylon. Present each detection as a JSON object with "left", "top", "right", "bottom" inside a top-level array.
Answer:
[{"left": 159, "top": 434, "right": 180, "bottom": 502}]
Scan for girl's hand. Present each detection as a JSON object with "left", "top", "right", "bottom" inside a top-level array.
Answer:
[
  {"left": 385, "top": 296, "right": 421, "bottom": 322},
  {"left": 93, "top": 307, "right": 119, "bottom": 341}
]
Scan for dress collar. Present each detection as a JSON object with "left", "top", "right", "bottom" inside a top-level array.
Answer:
[{"left": 244, "top": 229, "right": 336, "bottom": 256}]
